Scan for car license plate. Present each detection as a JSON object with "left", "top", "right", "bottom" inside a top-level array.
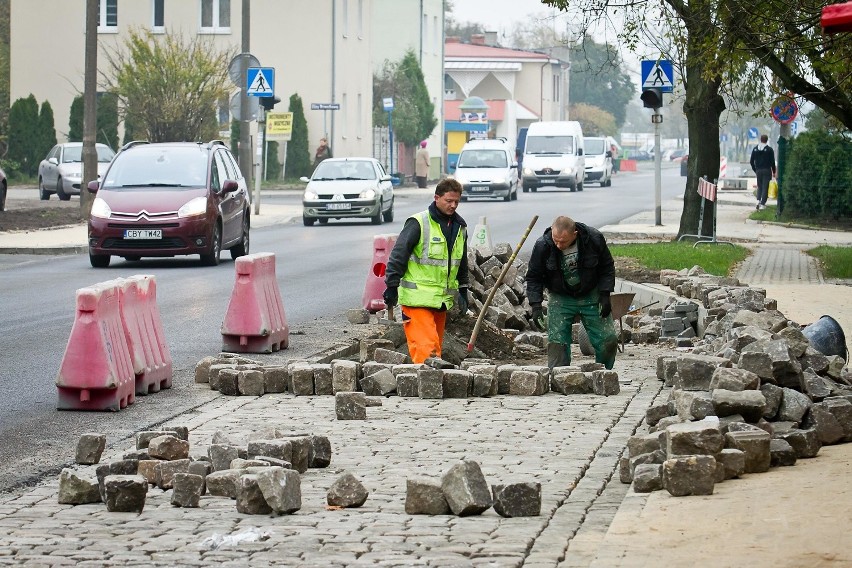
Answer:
[
  {"left": 540, "top": 179, "right": 555, "bottom": 185},
  {"left": 326, "top": 203, "right": 351, "bottom": 211},
  {"left": 470, "top": 185, "right": 489, "bottom": 192},
  {"left": 124, "top": 229, "right": 162, "bottom": 239}
]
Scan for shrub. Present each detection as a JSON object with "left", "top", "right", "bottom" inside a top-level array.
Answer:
[{"left": 783, "top": 130, "right": 852, "bottom": 220}]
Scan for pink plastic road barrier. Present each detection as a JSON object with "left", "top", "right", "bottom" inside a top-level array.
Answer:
[
  {"left": 619, "top": 159, "right": 637, "bottom": 172},
  {"left": 118, "top": 275, "right": 173, "bottom": 396},
  {"left": 362, "top": 233, "right": 398, "bottom": 313},
  {"left": 56, "top": 281, "right": 136, "bottom": 411},
  {"left": 221, "top": 252, "right": 290, "bottom": 353}
]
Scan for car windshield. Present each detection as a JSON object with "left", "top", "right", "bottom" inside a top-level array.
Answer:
[
  {"left": 101, "top": 147, "right": 208, "bottom": 189},
  {"left": 525, "top": 135, "right": 575, "bottom": 155},
  {"left": 62, "top": 145, "right": 116, "bottom": 163},
  {"left": 313, "top": 161, "right": 376, "bottom": 180},
  {"left": 585, "top": 139, "right": 606, "bottom": 155},
  {"left": 457, "top": 149, "right": 508, "bottom": 168}
]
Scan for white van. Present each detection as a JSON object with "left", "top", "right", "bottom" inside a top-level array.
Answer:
[
  {"left": 452, "top": 137, "right": 518, "bottom": 202},
  {"left": 583, "top": 136, "right": 613, "bottom": 187},
  {"left": 522, "top": 121, "right": 585, "bottom": 192}
]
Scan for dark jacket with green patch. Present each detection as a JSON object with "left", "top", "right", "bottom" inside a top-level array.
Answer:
[{"left": 525, "top": 223, "right": 615, "bottom": 306}]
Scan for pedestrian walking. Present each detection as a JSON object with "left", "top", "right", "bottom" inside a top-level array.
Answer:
[
  {"left": 383, "top": 179, "right": 469, "bottom": 363},
  {"left": 415, "top": 141, "right": 430, "bottom": 188},
  {"left": 750, "top": 134, "right": 777, "bottom": 210},
  {"left": 526, "top": 216, "right": 618, "bottom": 370},
  {"left": 314, "top": 137, "right": 332, "bottom": 169}
]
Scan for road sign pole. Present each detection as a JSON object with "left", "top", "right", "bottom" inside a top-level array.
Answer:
[
  {"left": 388, "top": 110, "right": 394, "bottom": 174},
  {"left": 254, "top": 108, "right": 265, "bottom": 215},
  {"left": 654, "top": 114, "right": 662, "bottom": 226},
  {"left": 323, "top": 110, "right": 328, "bottom": 138},
  {"left": 281, "top": 140, "right": 289, "bottom": 180}
]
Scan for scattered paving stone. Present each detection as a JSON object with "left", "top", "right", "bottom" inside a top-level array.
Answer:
[
  {"left": 206, "top": 469, "right": 242, "bottom": 499},
  {"left": 147, "top": 435, "right": 190, "bottom": 461},
  {"left": 58, "top": 469, "right": 101, "bottom": 504},
  {"left": 662, "top": 456, "right": 717, "bottom": 497},
  {"left": 335, "top": 392, "right": 367, "bottom": 420},
  {"left": 256, "top": 467, "right": 301, "bottom": 514},
  {"left": 346, "top": 308, "right": 370, "bottom": 324},
  {"left": 309, "top": 435, "right": 332, "bottom": 468},
  {"left": 491, "top": 482, "right": 541, "bottom": 517},
  {"left": 156, "top": 459, "right": 191, "bottom": 490},
  {"left": 418, "top": 368, "right": 444, "bottom": 399},
  {"left": 236, "top": 474, "right": 273, "bottom": 515},
  {"left": 104, "top": 475, "right": 148, "bottom": 513},
  {"left": 327, "top": 472, "right": 369, "bottom": 508},
  {"left": 441, "top": 460, "right": 492, "bottom": 516},
  {"left": 171, "top": 473, "right": 204, "bottom": 507},
  {"left": 135, "top": 431, "right": 173, "bottom": 450},
  {"left": 405, "top": 477, "right": 450, "bottom": 515},
  {"left": 75, "top": 433, "right": 107, "bottom": 465},
  {"left": 632, "top": 464, "right": 663, "bottom": 493}
]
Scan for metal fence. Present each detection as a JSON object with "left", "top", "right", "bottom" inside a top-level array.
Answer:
[{"left": 372, "top": 126, "right": 395, "bottom": 174}]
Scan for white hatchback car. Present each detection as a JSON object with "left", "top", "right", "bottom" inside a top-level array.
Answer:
[
  {"left": 300, "top": 158, "right": 395, "bottom": 226},
  {"left": 453, "top": 138, "right": 518, "bottom": 201},
  {"left": 38, "top": 142, "right": 115, "bottom": 201}
]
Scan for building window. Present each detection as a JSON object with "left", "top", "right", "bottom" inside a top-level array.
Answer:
[
  {"left": 152, "top": 0, "right": 164, "bottom": 32},
  {"left": 553, "top": 74, "right": 560, "bottom": 102},
  {"left": 357, "top": 93, "right": 362, "bottom": 137},
  {"left": 201, "top": 0, "right": 230, "bottom": 33},
  {"left": 433, "top": 15, "right": 439, "bottom": 53},
  {"left": 357, "top": 0, "right": 363, "bottom": 38},
  {"left": 98, "top": 0, "right": 117, "bottom": 32},
  {"left": 341, "top": 93, "right": 348, "bottom": 139}
]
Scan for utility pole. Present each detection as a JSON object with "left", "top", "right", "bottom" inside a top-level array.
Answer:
[
  {"left": 239, "top": 0, "right": 252, "bottom": 189},
  {"left": 81, "top": 0, "right": 98, "bottom": 219}
]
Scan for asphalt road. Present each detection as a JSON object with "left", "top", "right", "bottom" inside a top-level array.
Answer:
[{"left": 0, "top": 163, "right": 683, "bottom": 494}]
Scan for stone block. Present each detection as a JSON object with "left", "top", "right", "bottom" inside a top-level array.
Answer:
[
  {"left": 396, "top": 374, "right": 419, "bottom": 397},
  {"left": 148, "top": 435, "right": 189, "bottom": 461},
  {"left": 360, "top": 338, "right": 395, "bottom": 363},
  {"left": 135, "top": 430, "right": 173, "bottom": 450},
  {"left": 405, "top": 477, "right": 450, "bottom": 515},
  {"left": 737, "top": 351, "right": 774, "bottom": 380},
  {"left": 217, "top": 368, "right": 240, "bottom": 395},
  {"left": 309, "top": 435, "right": 332, "bottom": 468},
  {"left": 632, "top": 464, "right": 662, "bottom": 493},
  {"left": 645, "top": 403, "right": 671, "bottom": 427},
  {"left": 496, "top": 364, "right": 520, "bottom": 394},
  {"left": 75, "top": 433, "right": 107, "bottom": 465},
  {"left": 278, "top": 435, "right": 310, "bottom": 473},
  {"left": 666, "top": 421, "right": 724, "bottom": 456},
  {"left": 195, "top": 356, "right": 216, "bottom": 383},
  {"left": 591, "top": 370, "right": 619, "bottom": 396},
  {"left": 209, "top": 444, "right": 241, "bottom": 472},
  {"left": 171, "top": 473, "right": 204, "bottom": 508},
  {"left": 236, "top": 369, "right": 264, "bottom": 396},
  {"left": 777, "top": 387, "right": 813, "bottom": 423},
  {"left": 672, "top": 390, "right": 715, "bottom": 421},
  {"left": 188, "top": 461, "right": 212, "bottom": 492},
  {"left": 716, "top": 448, "right": 746, "bottom": 480},
  {"left": 418, "top": 368, "right": 444, "bottom": 399},
  {"left": 263, "top": 366, "right": 289, "bottom": 393},
  {"left": 58, "top": 469, "right": 101, "bottom": 504},
  {"left": 662, "top": 456, "right": 717, "bottom": 497},
  {"left": 137, "top": 460, "right": 160, "bottom": 485},
  {"left": 311, "top": 364, "right": 334, "bottom": 395},
  {"left": 471, "top": 373, "right": 497, "bottom": 397},
  {"left": 156, "top": 459, "right": 190, "bottom": 490},
  {"left": 206, "top": 469, "right": 241, "bottom": 498},
  {"left": 425, "top": 357, "right": 456, "bottom": 369},
  {"left": 336, "top": 391, "right": 367, "bottom": 420},
  {"left": 104, "top": 475, "right": 148, "bottom": 512},
  {"left": 675, "top": 354, "right": 731, "bottom": 391},
  {"left": 331, "top": 360, "right": 359, "bottom": 393},
  {"left": 627, "top": 432, "right": 664, "bottom": 458},
  {"left": 778, "top": 326, "right": 810, "bottom": 357},
  {"left": 208, "top": 363, "right": 236, "bottom": 390},
  {"left": 248, "top": 440, "right": 293, "bottom": 464},
  {"left": 491, "top": 482, "right": 541, "bottom": 517},
  {"left": 509, "top": 370, "right": 540, "bottom": 396},
  {"left": 710, "top": 367, "right": 760, "bottom": 392},
  {"left": 769, "top": 439, "right": 797, "bottom": 467},
  {"left": 96, "top": 460, "right": 138, "bottom": 502},
  {"left": 346, "top": 308, "right": 370, "bottom": 324},
  {"left": 373, "top": 347, "right": 410, "bottom": 365},
  {"left": 551, "top": 371, "right": 592, "bottom": 395},
  {"left": 724, "top": 430, "right": 771, "bottom": 473},
  {"left": 777, "top": 428, "right": 821, "bottom": 459},
  {"left": 392, "top": 363, "right": 426, "bottom": 376},
  {"left": 290, "top": 365, "right": 314, "bottom": 396},
  {"left": 441, "top": 460, "right": 492, "bottom": 516},
  {"left": 327, "top": 472, "right": 369, "bottom": 508},
  {"left": 760, "top": 383, "right": 784, "bottom": 420},
  {"left": 801, "top": 370, "right": 832, "bottom": 401},
  {"left": 443, "top": 370, "right": 471, "bottom": 398},
  {"left": 256, "top": 467, "right": 301, "bottom": 514},
  {"left": 236, "top": 474, "right": 272, "bottom": 515},
  {"left": 803, "top": 402, "right": 845, "bottom": 445},
  {"left": 365, "top": 368, "right": 398, "bottom": 396},
  {"left": 712, "top": 389, "right": 767, "bottom": 423}
]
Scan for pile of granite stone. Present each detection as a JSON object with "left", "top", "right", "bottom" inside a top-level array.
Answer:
[
  {"left": 619, "top": 267, "right": 851, "bottom": 497},
  {"left": 194, "top": 339, "right": 622, "bottom": 401},
  {"left": 465, "top": 242, "right": 536, "bottom": 332},
  {"left": 56, "top": 427, "right": 357, "bottom": 515}
]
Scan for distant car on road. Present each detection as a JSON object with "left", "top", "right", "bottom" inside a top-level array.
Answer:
[
  {"left": 667, "top": 148, "right": 687, "bottom": 161},
  {"left": 0, "top": 164, "right": 6, "bottom": 211},
  {"left": 627, "top": 149, "right": 652, "bottom": 161},
  {"left": 38, "top": 142, "right": 115, "bottom": 201},
  {"left": 300, "top": 157, "right": 395, "bottom": 226},
  {"left": 87, "top": 140, "right": 250, "bottom": 268}
]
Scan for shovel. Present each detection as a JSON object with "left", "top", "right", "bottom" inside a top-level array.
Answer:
[{"left": 465, "top": 215, "right": 539, "bottom": 356}]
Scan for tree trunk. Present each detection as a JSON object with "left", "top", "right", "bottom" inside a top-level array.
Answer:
[{"left": 677, "top": 23, "right": 726, "bottom": 240}]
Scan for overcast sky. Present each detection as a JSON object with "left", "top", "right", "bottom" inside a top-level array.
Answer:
[{"left": 449, "top": 0, "right": 564, "bottom": 36}]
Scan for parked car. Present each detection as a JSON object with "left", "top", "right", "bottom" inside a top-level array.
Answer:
[
  {"left": 300, "top": 157, "right": 394, "bottom": 226},
  {"left": 87, "top": 140, "right": 250, "bottom": 268},
  {"left": 453, "top": 137, "right": 518, "bottom": 201},
  {"left": 583, "top": 136, "right": 613, "bottom": 187},
  {"left": 667, "top": 148, "right": 687, "bottom": 161},
  {"left": 38, "top": 142, "right": 115, "bottom": 201},
  {"left": 0, "top": 164, "right": 6, "bottom": 211},
  {"left": 626, "top": 149, "right": 652, "bottom": 161}
]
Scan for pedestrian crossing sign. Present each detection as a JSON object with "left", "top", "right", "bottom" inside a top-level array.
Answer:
[
  {"left": 641, "top": 60, "right": 674, "bottom": 93},
  {"left": 246, "top": 67, "right": 274, "bottom": 97}
]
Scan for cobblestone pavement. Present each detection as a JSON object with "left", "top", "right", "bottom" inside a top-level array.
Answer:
[
  {"left": 0, "top": 347, "right": 669, "bottom": 567},
  {"left": 735, "top": 245, "right": 824, "bottom": 285}
]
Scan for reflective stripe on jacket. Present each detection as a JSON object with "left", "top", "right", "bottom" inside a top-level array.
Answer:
[{"left": 399, "top": 211, "right": 465, "bottom": 309}]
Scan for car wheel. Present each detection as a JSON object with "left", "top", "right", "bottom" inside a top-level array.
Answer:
[
  {"left": 230, "top": 215, "right": 250, "bottom": 260},
  {"left": 531, "top": 187, "right": 537, "bottom": 193},
  {"left": 370, "top": 201, "right": 383, "bottom": 225},
  {"left": 503, "top": 191, "right": 511, "bottom": 202},
  {"left": 89, "top": 252, "right": 110, "bottom": 268},
  {"left": 39, "top": 177, "right": 50, "bottom": 200},
  {"left": 303, "top": 216, "right": 315, "bottom": 226},
  {"left": 318, "top": 218, "right": 329, "bottom": 225},
  {"left": 383, "top": 198, "right": 394, "bottom": 222},
  {"left": 577, "top": 181, "right": 584, "bottom": 192},
  {"left": 460, "top": 195, "right": 468, "bottom": 202},
  {"left": 522, "top": 186, "right": 529, "bottom": 193},
  {"left": 200, "top": 223, "right": 222, "bottom": 266},
  {"left": 56, "top": 179, "right": 71, "bottom": 201}
]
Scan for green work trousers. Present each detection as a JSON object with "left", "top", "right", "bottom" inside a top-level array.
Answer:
[{"left": 546, "top": 290, "right": 618, "bottom": 370}]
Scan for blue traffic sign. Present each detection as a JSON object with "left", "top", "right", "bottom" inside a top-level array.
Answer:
[
  {"left": 790, "top": 121, "right": 798, "bottom": 135},
  {"left": 720, "top": 134, "right": 728, "bottom": 142},
  {"left": 747, "top": 127, "right": 759, "bottom": 139},
  {"left": 641, "top": 60, "right": 674, "bottom": 93},
  {"left": 246, "top": 67, "right": 274, "bottom": 97}
]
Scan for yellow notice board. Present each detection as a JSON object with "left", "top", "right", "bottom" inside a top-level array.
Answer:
[{"left": 267, "top": 112, "right": 293, "bottom": 140}]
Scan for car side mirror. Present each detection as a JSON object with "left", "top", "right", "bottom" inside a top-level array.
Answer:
[
  {"left": 299, "top": 176, "right": 310, "bottom": 183},
  {"left": 511, "top": 162, "right": 518, "bottom": 169},
  {"left": 87, "top": 180, "right": 99, "bottom": 193},
  {"left": 222, "top": 179, "right": 239, "bottom": 193},
  {"left": 606, "top": 151, "right": 612, "bottom": 158},
  {"left": 578, "top": 149, "right": 584, "bottom": 156},
  {"left": 49, "top": 157, "right": 59, "bottom": 166},
  {"left": 381, "top": 174, "right": 392, "bottom": 182}
]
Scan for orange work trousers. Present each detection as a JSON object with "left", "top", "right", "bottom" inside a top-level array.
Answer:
[{"left": 401, "top": 306, "right": 447, "bottom": 364}]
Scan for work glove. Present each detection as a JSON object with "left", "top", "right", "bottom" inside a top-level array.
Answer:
[
  {"left": 458, "top": 288, "right": 469, "bottom": 314},
  {"left": 383, "top": 286, "right": 398, "bottom": 309},
  {"left": 599, "top": 293, "right": 612, "bottom": 319},
  {"left": 531, "top": 305, "right": 546, "bottom": 331}
]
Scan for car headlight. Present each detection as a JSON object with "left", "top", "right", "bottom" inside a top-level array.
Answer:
[
  {"left": 304, "top": 190, "right": 318, "bottom": 200},
  {"left": 359, "top": 188, "right": 376, "bottom": 199},
  {"left": 68, "top": 172, "right": 82, "bottom": 181},
  {"left": 523, "top": 167, "right": 534, "bottom": 175},
  {"left": 178, "top": 196, "right": 208, "bottom": 218},
  {"left": 90, "top": 197, "right": 111, "bottom": 219},
  {"left": 493, "top": 177, "right": 510, "bottom": 185},
  {"left": 564, "top": 167, "right": 574, "bottom": 176}
]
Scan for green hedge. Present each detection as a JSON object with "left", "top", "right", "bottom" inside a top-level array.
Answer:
[{"left": 783, "top": 130, "right": 852, "bottom": 220}]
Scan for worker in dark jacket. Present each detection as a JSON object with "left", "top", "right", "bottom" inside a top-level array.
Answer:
[
  {"left": 526, "top": 216, "right": 618, "bottom": 369},
  {"left": 383, "top": 178, "right": 469, "bottom": 363}
]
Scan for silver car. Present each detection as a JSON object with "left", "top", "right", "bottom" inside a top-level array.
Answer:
[
  {"left": 300, "top": 157, "right": 395, "bottom": 226},
  {"left": 38, "top": 142, "right": 115, "bottom": 201}
]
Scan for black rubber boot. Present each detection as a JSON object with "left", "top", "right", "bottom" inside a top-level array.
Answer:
[{"left": 547, "top": 342, "right": 571, "bottom": 370}]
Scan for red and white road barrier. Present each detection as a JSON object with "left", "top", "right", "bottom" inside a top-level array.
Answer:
[{"left": 362, "top": 233, "right": 397, "bottom": 313}]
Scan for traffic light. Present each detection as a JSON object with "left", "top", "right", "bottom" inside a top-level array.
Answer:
[
  {"left": 640, "top": 88, "right": 663, "bottom": 109},
  {"left": 260, "top": 96, "right": 280, "bottom": 111}
]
